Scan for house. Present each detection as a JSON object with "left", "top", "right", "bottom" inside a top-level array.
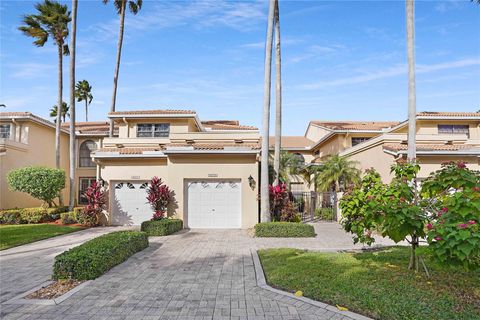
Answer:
[{"left": 0, "top": 110, "right": 261, "bottom": 228}]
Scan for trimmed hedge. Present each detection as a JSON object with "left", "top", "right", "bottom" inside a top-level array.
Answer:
[
  {"left": 254, "top": 222, "right": 316, "bottom": 238},
  {"left": 53, "top": 231, "right": 148, "bottom": 280},
  {"left": 141, "top": 219, "right": 183, "bottom": 236},
  {"left": 0, "top": 207, "right": 69, "bottom": 224}
]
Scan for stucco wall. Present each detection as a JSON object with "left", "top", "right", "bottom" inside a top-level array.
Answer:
[{"left": 348, "top": 144, "right": 396, "bottom": 182}]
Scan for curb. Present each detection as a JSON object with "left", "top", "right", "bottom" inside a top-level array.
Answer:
[
  {"left": 250, "top": 248, "right": 372, "bottom": 320},
  {"left": 3, "top": 280, "right": 91, "bottom": 305}
]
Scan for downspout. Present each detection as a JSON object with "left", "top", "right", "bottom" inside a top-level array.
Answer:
[{"left": 123, "top": 117, "right": 128, "bottom": 138}]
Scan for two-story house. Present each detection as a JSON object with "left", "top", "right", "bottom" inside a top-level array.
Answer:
[{"left": 0, "top": 110, "right": 261, "bottom": 229}]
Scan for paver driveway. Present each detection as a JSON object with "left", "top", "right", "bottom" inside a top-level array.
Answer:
[{"left": 0, "top": 225, "right": 381, "bottom": 320}]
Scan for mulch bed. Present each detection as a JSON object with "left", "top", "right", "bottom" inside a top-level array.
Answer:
[
  {"left": 49, "top": 220, "right": 85, "bottom": 227},
  {"left": 26, "top": 280, "right": 84, "bottom": 300}
]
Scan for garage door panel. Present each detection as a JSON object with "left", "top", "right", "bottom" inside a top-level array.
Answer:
[
  {"left": 112, "top": 181, "right": 153, "bottom": 226},
  {"left": 187, "top": 180, "right": 241, "bottom": 229}
]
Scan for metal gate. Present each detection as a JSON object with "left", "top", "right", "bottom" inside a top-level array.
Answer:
[{"left": 291, "top": 191, "right": 337, "bottom": 222}]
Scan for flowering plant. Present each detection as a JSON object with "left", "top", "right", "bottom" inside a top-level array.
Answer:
[
  {"left": 269, "top": 184, "right": 299, "bottom": 222},
  {"left": 146, "top": 177, "right": 172, "bottom": 220},
  {"left": 81, "top": 181, "right": 106, "bottom": 226}
]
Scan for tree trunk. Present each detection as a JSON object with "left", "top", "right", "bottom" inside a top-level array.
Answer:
[
  {"left": 408, "top": 235, "right": 419, "bottom": 271},
  {"left": 85, "top": 100, "right": 88, "bottom": 122},
  {"left": 109, "top": 0, "right": 126, "bottom": 137},
  {"left": 56, "top": 44, "right": 63, "bottom": 206},
  {"left": 68, "top": 0, "right": 78, "bottom": 210},
  {"left": 406, "top": 0, "right": 416, "bottom": 162},
  {"left": 260, "top": 0, "right": 276, "bottom": 222},
  {"left": 273, "top": 0, "right": 282, "bottom": 187}
]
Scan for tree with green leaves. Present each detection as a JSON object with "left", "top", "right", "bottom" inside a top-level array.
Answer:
[
  {"left": 269, "top": 150, "right": 304, "bottom": 185},
  {"left": 50, "top": 101, "right": 69, "bottom": 123},
  {"left": 103, "top": 0, "right": 142, "bottom": 137},
  {"left": 313, "top": 155, "right": 361, "bottom": 192},
  {"left": 75, "top": 80, "right": 93, "bottom": 122},
  {"left": 19, "top": 0, "right": 70, "bottom": 170}
]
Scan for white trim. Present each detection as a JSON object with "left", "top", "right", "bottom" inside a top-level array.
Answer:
[
  {"left": 92, "top": 151, "right": 167, "bottom": 159},
  {"left": 0, "top": 114, "right": 69, "bottom": 134},
  {"left": 163, "top": 150, "right": 259, "bottom": 154},
  {"left": 417, "top": 116, "right": 480, "bottom": 120}
]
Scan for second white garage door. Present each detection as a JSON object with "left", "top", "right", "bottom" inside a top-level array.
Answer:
[{"left": 187, "top": 180, "right": 241, "bottom": 229}]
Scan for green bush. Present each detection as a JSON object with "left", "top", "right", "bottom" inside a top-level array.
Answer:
[
  {"left": 61, "top": 212, "right": 78, "bottom": 224},
  {"left": 7, "top": 166, "right": 66, "bottom": 207},
  {"left": 0, "top": 206, "right": 68, "bottom": 224},
  {"left": 140, "top": 219, "right": 183, "bottom": 236},
  {"left": 53, "top": 231, "right": 149, "bottom": 280},
  {"left": 315, "top": 207, "right": 334, "bottom": 220},
  {"left": 255, "top": 222, "right": 316, "bottom": 238}
]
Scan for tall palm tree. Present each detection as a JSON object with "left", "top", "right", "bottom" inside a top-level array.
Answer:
[
  {"left": 269, "top": 151, "right": 304, "bottom": 185},
  {"left": 273, "top": 0, "right": 282, "bottom": 187},
  {"left": 19, "top": 0, "right": 71, "bottom": 169},
  {"left": 313, "top": 155, "right": 360, "bottom": 192},
  {"left": 75, "top": 80, "right": 93, "bottom": 122},
  {"left": 103, "top": 0, "right": 143, "bottom": 137},
  {"left": 68, "top": 0, "right": 78, "bottom": 210},
  {"left": 260, "top": 0, "right": 276, "bottom": 222},
  {"left": 406, "top": 0, "right": 416, "bottom": 162},
  {"left": 50, "top": 102, "right": 70, "bottom": 123}
]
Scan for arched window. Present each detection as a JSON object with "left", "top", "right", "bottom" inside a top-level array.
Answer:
[
  {"left": 79, "top": 140, "right": 97, "bottom": 167},
  {"left": 294, "top": 153, "right": 305, "bottom": 165}
]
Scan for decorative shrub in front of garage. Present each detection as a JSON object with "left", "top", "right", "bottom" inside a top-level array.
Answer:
[
  {"left": 53, "top": 231, "right": 148, "bottom": 280},
  {"left": 254, "top": 222, "right": 316, "bottom": 238},
  {"left": 141, "top": 219, "right": 183, "bottom": 236}
]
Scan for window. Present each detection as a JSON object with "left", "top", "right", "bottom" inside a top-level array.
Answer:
[
  {"left": 137, "top": 123, "right": 170, "bottom": 138},
  {"left": 293, "top": 153, "right": 305, "bottom": 165},
  {"left": 0, "top": 124, "right": 10, "bottom": 139},
  {"left": 438, "top": 125, "right": 469, "bottom": 135},
  {"left": 78, "top": 177, "right": 96, "bottom": 204},
  {"left": 79, "top": 140, "right": 97, "bottom": 167},
  {"left": 351, "top": 137, "right": 370, "bottom": 146}
]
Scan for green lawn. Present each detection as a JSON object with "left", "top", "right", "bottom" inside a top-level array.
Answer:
[
  {"left": 258, "top": 247, "right": 480, "bottom": 320},
  {"left": 0, "top": 224, "right": 84, "bottom": 250}
]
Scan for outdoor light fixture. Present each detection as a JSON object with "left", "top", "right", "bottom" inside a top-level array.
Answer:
[{"left": 248, "top": 175, "right": 256, "bottom": 190}]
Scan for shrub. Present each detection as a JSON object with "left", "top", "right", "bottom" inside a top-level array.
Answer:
[
  {"left": 141, "top": 219, "right": 183, "bottom": 236},
  {"left": 254, "top": 222, "right": 316, "bottom": 238},
  {"left": 7, "top": 166, "right": 65, "bottom": 207},
  {"left": 269, "top": 184, "right": 299, "bottom": 222},
  {"left": 82, "top": 181, "right": 106, "bottom": 227},
  {"left": 315, "top": 207, "right": 334, "bottom": 220},
  {"left": 53, "top": 231, "right": 148, "bottom": 280},
  {"left": 146, "top": 177, "right": 172, "bottom": 220},
  {"left": 61, "top": 212, "right": 78, "bottom": 224},
  {"left": 0, "top": 206, "right": 68, "bottom": 224}
]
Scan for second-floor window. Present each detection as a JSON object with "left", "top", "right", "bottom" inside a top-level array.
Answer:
[
  {"left": 351, "top": 137, "right": 370, "bottom": 146},
  {"left": 438, "top": 125, "right": 469, "bottom": 135},
  {"left": 137, "top": 123, "right": 170, "bottom": 138},
  {"left": 79, "top": 140, "right": 97, "bottom": 167},
  {"left": 0, "top": 124, "right": 10, "bottom": 139}
]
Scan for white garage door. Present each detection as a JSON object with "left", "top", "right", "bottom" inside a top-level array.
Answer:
[
  {"left": 187, "top": 180, "right": 241, "bottom": 229},
  {"left": 112, "top": 181, "right": 153, "bottom": 225}
]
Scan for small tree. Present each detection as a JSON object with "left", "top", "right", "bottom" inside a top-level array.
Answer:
[
  {"left": 81, "top": 181, "right": 106, "bottom": 226},
  {"left": 7, "top": 166, "right": 65, "bottom": 207},
  {"left": 146, "top": 177, "right": 172, "bottom": 220}
]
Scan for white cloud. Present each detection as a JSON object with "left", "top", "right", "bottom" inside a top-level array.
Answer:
[
  {"left": 8, "top": 63, "right": 55, "bottom": 78},
  {"left": 289, "top": 44, "right": 345, "bottom": 63}
]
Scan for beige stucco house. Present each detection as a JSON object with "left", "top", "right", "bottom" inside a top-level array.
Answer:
[{"left": 0, "top": 110, "right": 260, "bottom": 229}]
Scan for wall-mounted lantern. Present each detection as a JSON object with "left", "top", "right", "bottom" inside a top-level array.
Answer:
[{"left": 248, "top": 175, "right": 256, "bottom": 190}]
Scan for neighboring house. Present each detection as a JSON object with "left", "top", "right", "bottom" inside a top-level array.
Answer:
[{"left": 0, "top": 110, "right": 260, "bottom": 229}]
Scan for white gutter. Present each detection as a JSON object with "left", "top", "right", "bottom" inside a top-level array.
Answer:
[
  {"left": 417, "top": 116, "right": 480, "bottom": 120},
  {"left": 92, "top": 151, "right": 167, "bottom": 158},
  {"left": 163, "top": 150, "right": 259, "bottom": 154}
]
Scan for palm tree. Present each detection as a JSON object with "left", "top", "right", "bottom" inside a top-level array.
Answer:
[
  {"left": 19, "top": 0, "right": 70, "bottom": 170},
  {"left": 50, "top": 102, "right": 69, "bottom": 123},
  {"left": 103, "top": 0, "right": 142, "bottom": 137},
  {"left": 270, "top": 151, "right": 304, "bottom": 185},
  {"left": 260, "top": 0, "right": 276, "bottom": 222},
  {"left": 313, "top": 155, "right": 360, "bottom": 192},
  {"left": 406, "top": 0, "right": 416, "bottom": 162},
  {"left": 75, "top": 80, "right": 93, "bottom": 122},
  {"left": 68, "top": 0, "right": 78, "bottom": 210},
  {"left": 273, "top": 0, "right": 282, "bottom": 187}
]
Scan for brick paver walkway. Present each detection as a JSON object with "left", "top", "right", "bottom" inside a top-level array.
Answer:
[{"left": 0, "top": 224, "right": 383, "bottom": 320}]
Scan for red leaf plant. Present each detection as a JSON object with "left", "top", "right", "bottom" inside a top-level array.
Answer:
[
  {"left": 82, "top": 181, "right": 106, "bottom": 226},
  {"left": 146, "top": 177, "right": 172, "bottom": 220}
]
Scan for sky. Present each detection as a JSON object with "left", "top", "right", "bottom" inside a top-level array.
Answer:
[{"left": 1, "top": 0, "right": 479, "bottom": 135}]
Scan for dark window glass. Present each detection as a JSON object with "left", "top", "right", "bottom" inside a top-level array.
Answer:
[
  {"left": 352, "top": 137, "right": 370, "bottom": 146},
  {"left": 137, "top": 123, "right": 170, "bottom": 138},
  {"left": 0, "top": 124, "right": 10, "bottom": 139},
  {"left": 79, "top": 177, "right": 96, "bottom": 204},
  {"left": 438, "top": 125, "right": 469, "bottom": 135},
  {"left": 79, "top": 140, "right": 97, "bottom": 167}
]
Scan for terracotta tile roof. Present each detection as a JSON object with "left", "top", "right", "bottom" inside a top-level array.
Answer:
[
  {"left": 96, "top": 147, "right": 164, "bottom": 155},
  {"left": 417, "top": 111, "right": 480, "bottom": 117},
  {"left": 0, "top": 148, "right": 6, "bottom": 153},
  {"left": 267, "top": 136, "right": 314, "bottom": 149},
  {"left": 0, "top": 112, "right": 32, "bottom": 117},
  {"left": 167, "top": 143, "right": 260, "bottom": 150},
  {"left": 203, "top": 123, "right": 258, "bottom": 131},
  {"left": 109, "top": 109, "right": 195, "bottom": 116},
  {"left": 310, "top": 121, "right": 399, "bottom": 131},
  {"left": 383, "top": 143, "right": 480, "bottom": 152},
  {"left": 202, "top": 120, "right": 240, "bottom": 126},
  {"left": 61, "top": 121, "right": 118, "bottom": 135}
]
